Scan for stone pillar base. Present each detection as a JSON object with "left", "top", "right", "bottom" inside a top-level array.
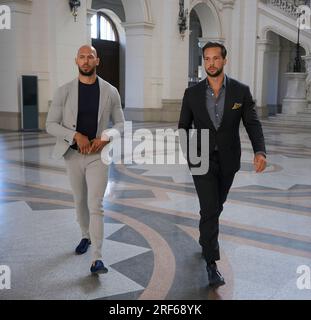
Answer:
[
  {"left": 282, "top": 99, "right": 308, "bottom": 115},
  {"left": 282, "top": 73, "right": 308, "bottom": 115},
  {"left": 256, "top": 105, "right": 269, "bottom": 119},
  {"left": 0, "top": 112, "right": 21, "bottom": 131},
  {"left": 124, "top": 100, "right": 182, "bottom": 122},
  {"left": 0, "top": 112, "right": 47, "bottom": 131},
  {"left": 39, "top": 113, "right": 48, "bottom": 131}
]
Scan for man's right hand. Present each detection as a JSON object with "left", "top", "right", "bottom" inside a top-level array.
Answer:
[{"left": 74, "top": 132, "right": 91, "bottom": 154}]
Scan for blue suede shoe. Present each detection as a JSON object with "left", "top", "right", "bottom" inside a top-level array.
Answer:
[
  {"left": 75, "top": 238, "right": 91, "bottom": 255},
  {"left": 90, "top": 260, "right": 108, "bottom": 275}
]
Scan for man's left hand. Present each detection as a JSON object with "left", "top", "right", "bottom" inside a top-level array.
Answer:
[
  {"left": 254, "top": 154, "right": 267, "bottom": 173},
  {"left": 88, "top": 138, "right": 110, "bottom": 154}
]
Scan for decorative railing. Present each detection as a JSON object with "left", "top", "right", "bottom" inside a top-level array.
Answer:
[{"left": 264, "top": 0, "right": 311, "bottom": 19}]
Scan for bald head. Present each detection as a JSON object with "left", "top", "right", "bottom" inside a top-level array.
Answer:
[
  {"left": 75, "top": 45, "right": 100, "bottom": 77},
  {"left": 77, "top": 45, "right": 98, "bottom": 58}
]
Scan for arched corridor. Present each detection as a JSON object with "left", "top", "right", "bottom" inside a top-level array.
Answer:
[{"left": 0, "top": 0, "right": 311, "bottom": 301}]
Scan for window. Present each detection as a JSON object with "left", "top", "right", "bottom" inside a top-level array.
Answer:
[
  {"left": 91, "top": 13, "right": 118, "bottom": 42},
  {"left": 91, "top": 15, "right": 97, "bottom": 39}
]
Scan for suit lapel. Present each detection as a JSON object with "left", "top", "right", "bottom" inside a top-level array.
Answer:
[
  {"left": 69, "top": 78, "right": 79, "bottom": 122},
  {"left": 97, "top": 77, "right": 109, "bottom": 124},
  {"left": 219, "top": 76, "right": 233, "bottom": 130}
]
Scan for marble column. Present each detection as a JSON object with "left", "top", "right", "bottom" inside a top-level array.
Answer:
[
  {"left": 122, "top": 22, "right": 155, "bottom": 121},
  {"left": 266, "top": 42, "right": 281, "bottom": 116},
  {"left": 255, "top": 39, "right": 271, "bottom": 119},
  {"left": 0, "top": 0, "right": 32, "bottom": 130},
  {"left": 277, "top": 40, "right": 294, "bottom": 114},
  {"left": 219, "top": 0, "right": 235, "bottom": 75},
  {"left": 302, "top": 55, "right": 311, "bottom": 107},
  {"left": 282, "top": 73, "right": 308, "bottom": 115}
]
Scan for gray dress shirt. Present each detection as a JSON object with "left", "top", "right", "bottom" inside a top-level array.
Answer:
[
  {"left": 206, "top": 76, "right": 226, "bottom": 151},
  {"left": 205, "top": 76, "right": 226, "bottom": 131}
]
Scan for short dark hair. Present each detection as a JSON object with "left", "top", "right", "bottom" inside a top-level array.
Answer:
[{"left": 202, "top": 42, "right": 227, "bottom": 59}]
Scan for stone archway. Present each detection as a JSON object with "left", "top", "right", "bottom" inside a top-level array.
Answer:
[
  {"left": 88, "top": 0, "right": 153, "bottom": 114},
  {"left": 256, "top": 25, "right": 309, "bottom": 118},
  {"left": 121, "top": 0, "right": 152, "bottom": 23},
  {"left": 88, "top": 0, "right": 152, "bottom": 23},
  {"left": 260, "top": 26, "right": 310, "bottom": 56},
  {"left": 89, "top": 1, "right": 126, "bottom": 107},
  {"left": 189, "top": 0, "right": 222, "bottom": 39},
  {"left": 188, "top": 0, "right": 223, "bottom": 83},
  {"left": 188, "top": 9, "right": 202, "bottom": 85}
]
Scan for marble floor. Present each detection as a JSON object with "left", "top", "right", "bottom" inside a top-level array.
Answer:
[{"left": 0, "top": 122, "right": 311, "bottom": 300}]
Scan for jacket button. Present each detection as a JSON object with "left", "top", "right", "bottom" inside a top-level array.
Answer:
[{"left": 73, "top": 125, "right": 76, "bottom": 128}]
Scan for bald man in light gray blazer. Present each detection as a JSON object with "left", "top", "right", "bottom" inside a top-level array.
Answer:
[{"left": 46, "top": 45, "right": 124, "bottom": 274}]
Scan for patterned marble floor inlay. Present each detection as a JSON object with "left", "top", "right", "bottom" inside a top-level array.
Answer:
[{"left": 0, "top": 123, "right": 310, "bottom": 300}]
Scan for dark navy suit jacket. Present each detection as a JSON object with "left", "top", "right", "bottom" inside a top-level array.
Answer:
[{"left": 178, "top": 76, "right": 266, "bottom": 176}]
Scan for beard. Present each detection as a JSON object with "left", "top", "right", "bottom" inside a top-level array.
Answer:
[
  {"left": 206, "top": 66, "right": 224, "bottom": 78},
  {"left": 79, "top": 66, "right": 96, "bottom": 77}
]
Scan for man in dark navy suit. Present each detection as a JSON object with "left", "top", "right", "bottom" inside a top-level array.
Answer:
[{"left": 178, "top": 42, "right": 267, "bottom": 288}]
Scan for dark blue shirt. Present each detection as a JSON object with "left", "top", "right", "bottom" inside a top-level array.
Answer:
[
  {"left": 77, "top": 78, "right": 100, "bottom": 138},
  {"left": 71, "top": 78, "right": 100, "bottom": 150}
]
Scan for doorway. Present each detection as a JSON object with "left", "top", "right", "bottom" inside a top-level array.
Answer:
[{"left": 91, "top": 12, "right": 120, "bottom": 91}]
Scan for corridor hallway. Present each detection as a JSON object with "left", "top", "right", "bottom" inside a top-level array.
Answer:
[{"left": 0, "top": 122, "right": 311, "bottom": 300}]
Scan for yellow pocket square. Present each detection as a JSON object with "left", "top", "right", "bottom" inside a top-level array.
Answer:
[{"left": 232, "top": 103, "right": 242, "bottom": 110}]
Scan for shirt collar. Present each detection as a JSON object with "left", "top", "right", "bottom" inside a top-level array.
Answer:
[{"left": 206, "top": 74, "right": 227, "bottom": 89}]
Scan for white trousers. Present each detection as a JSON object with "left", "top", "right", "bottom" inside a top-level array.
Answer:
[{"left": 64, "top": 148, "right": 109, "bottom": 262}]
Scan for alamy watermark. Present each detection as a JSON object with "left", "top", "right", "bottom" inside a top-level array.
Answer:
[
  {"left": 101, "top": 121, "right": 210, "bottom": 176},
  {"left": 0, "top": 5, "right": 11, "bottom": 30},
  {"left": 297, "top": 5, "right": 311, "bottom": 30},
  {"left": 296, "top": 265, "right": 311, "bottom": 290},
  {"left": 0, "top": 265, "right": 11, "bottom": 290}
]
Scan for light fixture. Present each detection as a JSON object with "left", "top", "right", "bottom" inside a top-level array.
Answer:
[
  {"left": 178, "top": 0, "right": 188, "bottom": 40},
  {"left": 69, "top": 0, "right": 81, "bottom": 22}
]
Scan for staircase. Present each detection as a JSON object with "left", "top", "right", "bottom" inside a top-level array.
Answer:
[
  {"left": 263, "top": 0, "right": 311, "bottom": 19},
  {"left": 261, "top": 107, "right": 311, "bottom": 129},
  {"left": 259, "top": 0, "right": 311, "bottom": 130}
]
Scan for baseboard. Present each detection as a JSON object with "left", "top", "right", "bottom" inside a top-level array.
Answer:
[
  {"left": 0, "top": 112, "right": 47, "bottom": 131},
  {"left": 256, "top": 105, "right": 269, "bottom": 119},
  {"left": 124, "top": 99, "right": 182, "bottom": 122},
  {"left": 0, "top": 112, "right": 21, "bottom": 131}
]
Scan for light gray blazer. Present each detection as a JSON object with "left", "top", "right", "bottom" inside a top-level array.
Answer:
[{"left": 46, "top": 76, "right": 125, "bottom": 160}]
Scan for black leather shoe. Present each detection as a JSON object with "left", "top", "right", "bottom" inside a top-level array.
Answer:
[
  {"left": 90, "top": 260, "right": 108, "bottom": 275},
  {"left": 206, "top": 262, "right": 225, "bottom": 288},
  {"left": 75, "top": 238, "right": 91, "bottom": 255}
]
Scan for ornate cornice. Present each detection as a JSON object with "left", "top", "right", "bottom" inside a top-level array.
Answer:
[{"left": 218, "top": 0, "right": 236, "bottom": 10}]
